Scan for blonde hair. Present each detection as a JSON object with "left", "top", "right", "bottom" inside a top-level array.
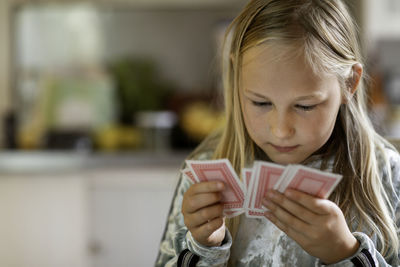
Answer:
[{"left": 214, "top": 0, "right": 399, "bottom": 259}]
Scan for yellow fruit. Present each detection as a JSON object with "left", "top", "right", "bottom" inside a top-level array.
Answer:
[{"left": 181, "top": 102, "right": 225, "bottom": 141}]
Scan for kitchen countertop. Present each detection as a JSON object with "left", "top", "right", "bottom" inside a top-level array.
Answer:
[
  {"left": 2, "top": 139, "right": 396, "bottom": 175},
  {"left": 0, "top": 150, "right": 190, "bottom": 174}
]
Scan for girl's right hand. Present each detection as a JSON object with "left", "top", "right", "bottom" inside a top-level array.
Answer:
[{"left": 182, "top": 181, "right": 226, "bottom": 247}]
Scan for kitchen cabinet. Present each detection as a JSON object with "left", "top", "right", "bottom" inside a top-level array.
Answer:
[
  {"left": 0, "top": 152, "right": 184, "bottom": 267},
  {"left": 87, "top": 167, "right": 179, "bottom": 267},
  {"left": 0, "top": 173, "right": 89, "bottom": 267}
]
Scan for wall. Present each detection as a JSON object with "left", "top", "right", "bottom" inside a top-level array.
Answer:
[
  {"left": 0, "top": 0, "right": 11, "bottom": 147},
  {"left": 364, "top": 0, "right": 400, "bottom": 49},
  {"left": 0, "top": 1, "right": 241, "bottom": 148},
  {"left": 15, "top": 6, "right": 238, "bottom": 91},
  {"left": 100, "top": 9, "right": 236, "bottom": 91}
]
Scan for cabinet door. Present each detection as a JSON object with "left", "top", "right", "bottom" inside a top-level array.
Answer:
[
  {"left": 88, "top": 167, "right": 179, "bottom": 267},
  {"left": 0, "top": 175, "right": 89, "bottom": 267}
]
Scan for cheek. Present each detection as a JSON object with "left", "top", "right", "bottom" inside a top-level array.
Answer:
[
  {"left": 303, "top": 108, "right": 338, "bottom": 142},
  {"left": 242, "top": 103, "right": 263, "bottom": 137}
]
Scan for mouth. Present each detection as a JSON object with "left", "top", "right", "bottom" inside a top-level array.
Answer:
[{"left": 269, "top": 143, "right": 299, "bottom": 153}]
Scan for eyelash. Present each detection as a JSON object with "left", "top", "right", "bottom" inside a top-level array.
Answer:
[
  {"left": 251, "top": 101, "right": 271, "bottom": 107},
  {"left": 296, "top": 104, "right": 317, "bottom": 111},
  {"left": 251, "top": 101, "right": 317, "bottom": 111}
]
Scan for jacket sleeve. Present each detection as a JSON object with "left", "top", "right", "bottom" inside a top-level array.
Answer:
[
  {"left": 314, "top": 231, "right": 399, "bottom": 267},
  {"left": 315, "top": 148, "right": 400, "bottom": 267},
  {"left": 155, "top": 170, "right": 232, "bottom": 267}
]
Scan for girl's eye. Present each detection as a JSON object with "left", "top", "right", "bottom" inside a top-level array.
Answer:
[
  {"left": 251, "top": 101, "right": 272, "bottom": 107},
  {"left": 296, "top": 104, "right": 317, "bottom": 111}
]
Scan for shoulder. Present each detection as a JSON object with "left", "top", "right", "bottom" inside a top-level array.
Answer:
[
  {"left": 375, "top": 142, "right": 400, "bottom": 197},
  {"left": 386, "top": 147, "right": 400, "bottom": 189},
  {"left": 376, "top": 144, "right": 400, "bottom": 179},
  {"left": 386, "top": 147, "right": 400, "bottom": 174}
]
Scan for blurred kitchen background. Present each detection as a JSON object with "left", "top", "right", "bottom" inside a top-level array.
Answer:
[{"left": 0, "top": 0, "right": 399, "bottom": 267}]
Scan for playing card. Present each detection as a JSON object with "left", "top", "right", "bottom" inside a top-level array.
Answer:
[
  {"left": 182, "top": 159, "right": 342, "bottom": 219},
  {"left": 276, "top": 165, "right": 342, "bottom": 199},
  {"left": 243, "top": 166, "right": 267, "bottom": 218},
  {"left": 244, "top": 164, "right": 257, "bottom": 217},
  {"left": 241, "top": 168, "right": 252, "bottom": 194},
  {"left": 224, "top": 209, "right": 245, "bottom": 218},
  {"left": 186, "top": 159, "right": 245, "bottom": 212},
  {"left": 245, "top": 161, "right": 284, "bottom": 218},
  {"left": 273, "top": 164, "right": 296, "bottom": 191},
  {"left": 181, "top": 168, "right": 198, "bottom": 184},
  {"left": 251, "top": 161, "right": 285, "bottom": 211}
]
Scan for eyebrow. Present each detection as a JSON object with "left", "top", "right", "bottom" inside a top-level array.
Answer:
[{"left": 245, "top": 89, "right": 325, "bottom": 101}]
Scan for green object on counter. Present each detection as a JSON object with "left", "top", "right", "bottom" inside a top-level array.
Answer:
[{"left": 109, "top": 58, "right": 173, "bottom": 123}]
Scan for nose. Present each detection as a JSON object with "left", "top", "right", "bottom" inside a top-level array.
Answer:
[{"left": 268, "top": 110, "right": 294, "bottom": 139}]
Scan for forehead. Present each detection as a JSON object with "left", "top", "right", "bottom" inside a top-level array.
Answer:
[
  {"left": 242, "top": 43, "right": 300, "bottom": 66},
  {"left": 240, "top": 44, "right": 340, "bottom": 95}
]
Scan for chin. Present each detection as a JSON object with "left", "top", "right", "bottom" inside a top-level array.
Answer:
[
  {"left": 265, "top": 153, "right": 305, "bottom": 165},
  {"left": 271, "top": 158, "right": 297, "bottom": 165}
]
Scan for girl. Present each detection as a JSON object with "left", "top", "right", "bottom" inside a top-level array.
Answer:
[{"left": 156, "top": 0, "right": 400, "bottom": 266}]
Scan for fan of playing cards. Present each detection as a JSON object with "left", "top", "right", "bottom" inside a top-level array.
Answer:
[{"left": 182, "top": 159, "right": 342, "bottom": 218}]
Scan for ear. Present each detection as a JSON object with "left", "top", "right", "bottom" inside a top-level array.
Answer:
[{"left": 343, "top": 63, "right": 363, "bottom": 103}]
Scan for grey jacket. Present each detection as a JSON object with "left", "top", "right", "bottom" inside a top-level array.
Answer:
[{"left": 155, "top": 147, "right": 400, "bottom": 266}]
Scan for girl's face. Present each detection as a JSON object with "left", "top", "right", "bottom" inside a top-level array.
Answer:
[{"left": 240, "top": 44, "right": 343, "bottom": 164}]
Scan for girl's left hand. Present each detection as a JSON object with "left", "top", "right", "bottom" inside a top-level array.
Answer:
[{"left": 262, "top": 189, "right": 360, "bottom": 264}]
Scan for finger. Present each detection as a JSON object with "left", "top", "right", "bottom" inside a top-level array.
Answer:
[
  {"left": 187, "top": 203, "right": 224, "bottom": 228},
  {"left": 264, "top": 190, "right": 318, "bottom": 223},
  {"left": 263, "top": 196, "right": 312, "bottom": 233},
  {"left": 188, "top": 181, "right": 225, "bottom": 195},
  {"left": 284, "top": 189, "right": 334, "bottom": 215},
  {"left": 191, "top": 216, "right": 224, "bottom": 243},
  {"left": 183, "top": 192, "right": 222, "bottom": 213}
]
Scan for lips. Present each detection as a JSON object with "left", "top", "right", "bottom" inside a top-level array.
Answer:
[{"left": 270, "top": 143, "right": 299, "bottom": 153}]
